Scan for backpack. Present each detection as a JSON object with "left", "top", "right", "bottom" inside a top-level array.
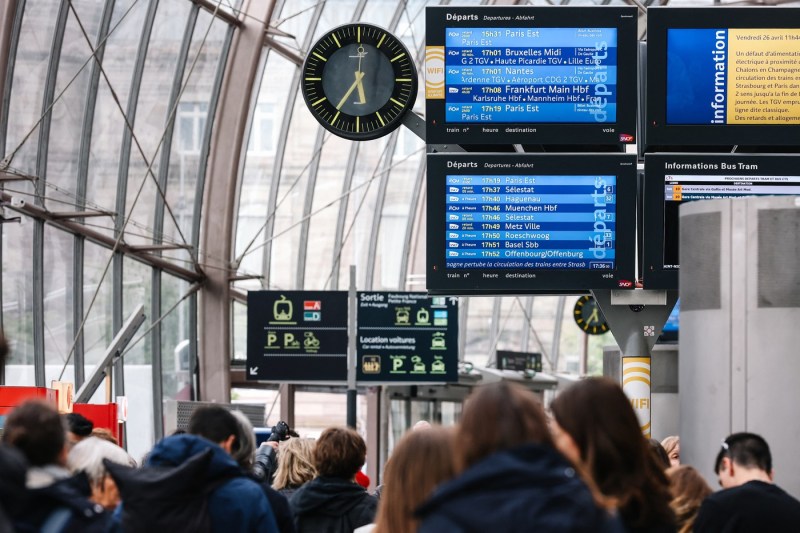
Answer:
[{"left": 104, "top": 449, "right": 233, "bottom": 533}]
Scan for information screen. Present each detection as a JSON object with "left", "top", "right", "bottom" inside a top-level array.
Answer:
[
  {"left": 647, "top": 7, "right": 800, "bottom": 146},
  {"left": 425, "top": 7, "right": 638, "bottom": 145},
  {"left": 427, "top": 153, "right": 637, "bottom": 294},
  {"left": 643, "top": 154, "right": 800, "bottom": 288}
]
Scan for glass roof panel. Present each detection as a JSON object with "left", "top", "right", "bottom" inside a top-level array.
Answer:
[
  {"left": 84, "top": 0, "right": 147, "bottom": 239},
  {"left": 3, "top": 0, "right": 58, "bottom": 189},
  {"left": 122, "top": 1, "right": 192, "bottom": 247},
  {"left": 162, "top": 11, "right": 230, "bottom": 268}
]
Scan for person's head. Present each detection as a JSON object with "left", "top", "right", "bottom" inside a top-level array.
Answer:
[
  {"left": 649, "top": 438, "right": 671, "bottom": 470},
  {"left": 187, "top": 406, "right": 238, "bottom": 453},
  {"left": 374, "top": 426, "right": 456, "bottom": 533},
  {"left": 67, "top": 437, "right": 136, "bottom": 510},
  {"left": 666, "top": 465, "right": 712, "bottom": 533},
  {"left": 3, "top": 400, "right": 67, "bottom": 467},
  {"left": 314, "top": 427, "right": 366, "bottom": 480},
  {"left": 65, "top": 412, "right": 93, "bottom": 446},
  {"left": 457, "top": 381, "right": 552, "bottom": 471},
  {"left": 229, "top": 410, "right": 256, "bottom": 469},
  {"left": 661, "top": 436, "right": 680, "bottom": 467},
  {"left": 714, "top": 432, "right": 773, "bottom": 488},
  {"left": 273, "top": 437, "right": 316, "bottom": 490},
  {"left": 550, "top": 378, "right": 674, "bottom": 529}
]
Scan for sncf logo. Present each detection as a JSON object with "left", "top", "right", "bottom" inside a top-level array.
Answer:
[
  {"left": 618, "top": 279, "right": 634, "bottom": 288},
  {"left": 619, "top": 133, "right": 634, "bottom": 143}
]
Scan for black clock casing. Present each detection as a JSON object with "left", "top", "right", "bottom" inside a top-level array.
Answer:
[
  {"left": 301, "top": 24, "right": 418, "bottom": 141},
  {"left": 573, "top": 295, "right": 609, "bottom": 335}
]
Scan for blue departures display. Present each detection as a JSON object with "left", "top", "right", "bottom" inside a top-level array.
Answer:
[
  {"left": 444, "top": 27, "right": 617, "bottom": 123},
  {"left": 444, "top": 175, "right": 616, "bottom": 270}
]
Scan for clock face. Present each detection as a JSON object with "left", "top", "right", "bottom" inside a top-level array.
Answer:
[
  {"left": 573, "top": 295, "right": 609, "bottom": 335},
  {"left": 302, "top": 24, "right": 418, "bottom": 141}
]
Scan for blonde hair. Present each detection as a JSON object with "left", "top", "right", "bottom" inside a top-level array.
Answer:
[
  {"left": 667, "top": 465, "right": 712, "bottom": 533},
  {"left": 272, "top": 437, "right": 316, "bottom": 490},
  {"left": 373, "top": 426, "right": 456, "bottom": 533},
  {"left": 661, "top": 436, "right": 680, "bottom": 457},
  {"left": 67, "top": 437, "right": 136, "bottom": 486}
]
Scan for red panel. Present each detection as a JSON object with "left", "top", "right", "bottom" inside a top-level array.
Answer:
[
  {"left": 0, "top": 386, "right": 58, "bottom": 409},
  {"left": 72, "top": 403, "right": 119, "bottom": 441}
]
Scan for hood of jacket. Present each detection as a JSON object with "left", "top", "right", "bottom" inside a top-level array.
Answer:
[
  {"left": 417, "top": 443, "right": 615, "bottom": 532},
  {"left": 146, "top": 434, "right": 243, "bottom": 482},
  {"left": 290, "top": 476, "right": 372, "bottom": 517}
]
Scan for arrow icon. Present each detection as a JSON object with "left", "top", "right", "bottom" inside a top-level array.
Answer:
[{"left": 249, "top": 367, "right": 259, "bottom": 376}]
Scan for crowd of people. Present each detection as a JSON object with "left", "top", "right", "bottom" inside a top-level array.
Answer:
[{"left": 1, "top": 378, "right": 799, "bottom": 532}]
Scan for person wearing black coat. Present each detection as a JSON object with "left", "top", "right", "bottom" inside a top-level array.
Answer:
[
  {"left": 416, "top": 442, "right": 622, "bottom": 533},
  {"left": 290, "top": 476, "right": 377, "bottom": 533},
  {"left": 416, "top": 382, "right": 622, "bottom": 533},
  {"left": 2, "top": 401, "right": 109, "bottom": 533},
  {"left": 289, "top": 427, "right": 377, "bottom": 533}
]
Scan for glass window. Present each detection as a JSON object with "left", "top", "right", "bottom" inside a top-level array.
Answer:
[
  {"left": 43, "top": 227, "right": 76, "bottom": 385},
  {"left": 161, "top": 275, "right": 192, "bottom": 401},
  {"left": 2, "top": 215, "right": 35, "bottom": 378}
]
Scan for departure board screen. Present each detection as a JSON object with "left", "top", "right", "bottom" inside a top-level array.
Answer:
[
  {"left": 643, "top": 154, "right": 800, "bottom": 289},
  {"left": 426, "top": 6, "right": 638, "bottom": 146},
  {"left": 427, "top": 153, "right": 638, "bottom": 294},
  {"left": 647, "top": 7, "right": 800, "bottom": 146}
]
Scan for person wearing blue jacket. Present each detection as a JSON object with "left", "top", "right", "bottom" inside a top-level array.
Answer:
[
  {"left": 146, "top": 432, "right": 279, "bottom": 533},
  {"left": 416, "top": 382, "right": 623, "bottom": 533}
]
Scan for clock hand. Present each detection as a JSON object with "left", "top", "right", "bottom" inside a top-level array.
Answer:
[
  {"left": 355, "top": 71, "right": 367, "bottom": 104},
  {"left": 336, "top": 71, "right": 366, "bottom": 110}
]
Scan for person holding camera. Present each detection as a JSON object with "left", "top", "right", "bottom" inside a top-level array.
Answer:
[{"left": 253, "top": 421, "right": 299, "bottom": 485}]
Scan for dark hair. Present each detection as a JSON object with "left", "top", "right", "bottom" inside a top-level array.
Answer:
[
  {"left": 649, "top": 438, "right": 671, "bottom": 470},
  {"left": 3, "top": 400, "right": 66, "bottom": 466},
  {"left": 66, "top": 412, "right": 94, "bottom": 437},
  {"left": 314, "top": 427, "right": 366, "bottom": 479},
  {"left": 551, "top": 378, "right": 675, "bottom": 530},
  {"left": 457, "top": 382, "right": 553, "bottom": 471},
  {"left": 714, "top": 432, "right": 772, "bottom": 474},
  {"left": 188, "top": 406, "right": 238, "bottom": 445}
]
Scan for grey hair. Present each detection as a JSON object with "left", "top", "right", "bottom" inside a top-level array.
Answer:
[
  {"left": 66, "top": 436, "right": 136, "bottom": 485},
  {"left": 230, "top": 410, "right": 256, "bottom": 469}
]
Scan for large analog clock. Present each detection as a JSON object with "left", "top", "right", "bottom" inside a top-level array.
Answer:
[
  {"left": 573, "top": 295, "right": 610, "bottom": 335},
  {"left": 301, "top": 24, "right": 418, "bottom": 141}
]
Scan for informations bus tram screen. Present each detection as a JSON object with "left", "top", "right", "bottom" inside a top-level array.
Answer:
[
  {"left": 643, "top": 154, "right": 800, "bottom": 289},
  {"left": 646, "top": 7, "right": 800, "bottom": 146},
  {"left": 427, "top": 153, "right": 638, "bottom": 294},
  {"left": 425, "top": 6, "right": 638, "bottom": 146}
]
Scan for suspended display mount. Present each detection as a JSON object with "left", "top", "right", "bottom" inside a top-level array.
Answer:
[{"left": 301, "top": 23, "right": 418, "bottom": 141}]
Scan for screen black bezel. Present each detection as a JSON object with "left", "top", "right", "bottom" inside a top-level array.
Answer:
[
  {"left": 646, "top": 7, "right": 800, "bottom": 147},
  {"left": 642, "top": 153, "right": 800, "bottom": 289},
  {"left": 425, "top": 6, "right": 639, "bottom": 146},
  {"left": 426, "top": 153, "right": 638, "bottom": 295}
]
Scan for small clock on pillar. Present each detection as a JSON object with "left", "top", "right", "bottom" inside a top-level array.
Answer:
[
  {"left": 301, "top": 23, "right": 418, "bottom": 141},
  {"left": 574, "top": 295, "right": 610, "bottom": 335}
]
